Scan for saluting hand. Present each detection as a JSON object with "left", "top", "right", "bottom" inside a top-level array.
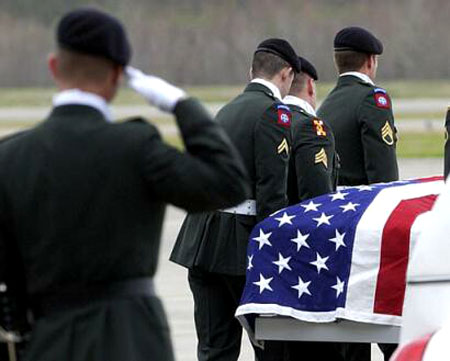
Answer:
[{"left": 126, "top": 66, "right": 186, "bottom": 112}]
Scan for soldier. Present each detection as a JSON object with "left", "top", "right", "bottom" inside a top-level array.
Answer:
[
  {"left": 444, "top": 107, "right": 450, "bottom": 178},
  {"left": 171, "top": 39, "right": 300, "bottom": 361},
  {"left": 0, "top": 8, "right": 250, "bottom": 361},
  {"left": 317, "top": 26, "right": 398, "bottom": 361},
  {"left": 317, "top": 26, "right": 399, "bottom": 187},
  {"left": 284, "top": 56, "right": 339, "bottom": 204}
]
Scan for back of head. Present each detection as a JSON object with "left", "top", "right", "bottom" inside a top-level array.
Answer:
[
  {"left": 333, "top": 26, "right": 383, "bottom": 74},
  {"left": 251, "top": 38, "right": 301, "bottom": 80},
  {"left": 290, "top": 56, "right": 318, "bottom": 95},
  {"left": 53, "top": 8, "right": 132, "bottom": 92}
]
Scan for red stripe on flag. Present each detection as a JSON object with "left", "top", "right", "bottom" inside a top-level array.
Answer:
[
  {"left": 417, "top": 176, "right": 443, "bottom": 183},
  {"left": 374, "top": 194, "right": 438, "bottom": 315}
]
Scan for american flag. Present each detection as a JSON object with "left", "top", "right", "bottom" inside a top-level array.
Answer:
[{"left": 236, "top": 176, "right": 444, "bottom": 337}]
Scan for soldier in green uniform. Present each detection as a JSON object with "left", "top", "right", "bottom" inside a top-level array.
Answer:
[
  {"left": 317, "top": 26, "right": 399, "bottom": 187},
  {"left": 444, "top": 107, "right": 450, "bottom": 178},
  {"left": 171, "top": 39, "right": 300, "bottom": 361},
  {"left": 0, "top": 8, "right": 250, "bottom": 361},
  {"left": 284, "top": 56, "right": 339, "bottom": 204},
  {"left": 317, "top": 26, "right": 398, "bottom": 361}
]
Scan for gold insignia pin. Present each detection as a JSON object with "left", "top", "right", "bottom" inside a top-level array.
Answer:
[
  {"left": 314, "top": 148, "right": 328, "bottom": 168},
  {"left": 313, "top": 119, "right": 327, "bottom": 137},
  {"left": 381, "top": 121, "right": 394, "bottom": 145},
  {"left": 277, "top": 138, "right": 289, "bottom": 155}
]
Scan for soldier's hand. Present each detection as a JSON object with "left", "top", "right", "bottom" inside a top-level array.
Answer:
[{"left": 126, "top": 66, "right": 186, "bottom": 112}]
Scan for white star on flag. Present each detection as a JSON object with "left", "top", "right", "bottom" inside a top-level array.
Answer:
[
  {"left": 290, "top": 230, "right": 310, "bottom": 252},
  {"left": 247, "top": 255, "right": 254, "bottom": 271},
  {"left": 253, "top": 229, "right": 272, "bottom": 250},
  {"left": 340, "top": 202, "right": 360, "bottom": 213},
  {"left": 253, "top": 273, "right": 273, "bottom": 294},
  {"left": 310, "top": 252, "right": 329, "bottom": 274},
  {"left": 329, "top": 229, "right": 346, "bottom": 251},
  {"left": 291, "top": 276, "right": 312, "bottom": 299},
  {"left": 331, "top": 276, "right": 345, "bottom": 297},
  {"left": 357, "top": 185, "right": 373, "bottom": 191},
  {"left": 273, "top": 253, "right": 292, "bottom": 274},
  {"left": 329, "top": 191, "right": 348, "bottom": 201},
  {"left": 274, "top": 212, "right": 296, "bottom": 227},
  {"left": 312, "top": 212, "right": 334, "bottom": 227},
  {"left": 301, "top": 200, "right": 321, "bottom": 213}
]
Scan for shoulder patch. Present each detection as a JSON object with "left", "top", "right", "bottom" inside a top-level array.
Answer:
[
  {"left": 314, "top": 148, "right": 328, "bottom": 168},
  {"left": 381, "top": 121, "right": 395, "bottom": 145},
  {"left": 276, "top": 104, "right": 291, "bottom": 128},
  {"left": 312, "top": 118, "right": 327, "bottom": 137},
  {"left": 373, "top": 88, "right": 390, "bottom": 109}
]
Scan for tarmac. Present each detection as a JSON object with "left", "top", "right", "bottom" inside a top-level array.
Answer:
[{"left": 156, "top": 158, "right": 443, "bottom": 361}]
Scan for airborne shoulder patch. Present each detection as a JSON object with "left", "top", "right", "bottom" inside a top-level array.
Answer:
[
  {"left": 312, "top": 118, "right": 327, "bottom": 137},
  {"left": 373, "top": 88, "right": 390, "bottom": 109},
  {"left": 276, "top": 104, "right": 291, "bottom": 128}
]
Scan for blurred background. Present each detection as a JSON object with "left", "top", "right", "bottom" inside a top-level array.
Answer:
[
  {"left": 0, "top": 0, "right": 449, "bottom": 85},
  {"left": 0, "top": 0, "right": 448, "bottom": 155}
]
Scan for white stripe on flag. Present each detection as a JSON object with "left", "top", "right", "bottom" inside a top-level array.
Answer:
[{"left": 345, "top": 181, "right": 444, "bottom": 316}]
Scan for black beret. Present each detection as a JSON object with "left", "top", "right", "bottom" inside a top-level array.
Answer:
[
  {"left": 255, "top": 38, "right": 301, "bottom": 73},
  {"left": 299, "top": 56, "right": 318, "bottom": 81},
  {"left": 57, "top": 8, "right": 131, "bottom": 65},
  {"left": 334, "top": 26, "right": 383, "bottom": 55}
]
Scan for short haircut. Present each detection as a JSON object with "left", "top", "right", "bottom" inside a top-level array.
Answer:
[
  {"left": 251, "top": 51, "right": 291, "bottom": 79},
  {"left": 289, "top": 71, "right": 309, "bottom": 95},
  {"left": 334, "top": 50, "right": 370, "bottom": 74},
  {"left": 57, "top": 48, "right": 118, "bottom": 83}
]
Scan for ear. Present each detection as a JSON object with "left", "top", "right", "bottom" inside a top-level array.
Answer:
[
  {"left": 368, "top": 54, "right": 376, "bottom": 70},
  {"left": 307, "top": 77, "right": 315, "bottom": 96},
  {"left": 47, "top": 53, "right": 58, "bottom": 80},
  {"left": 248, "top": 66, "right": 253, "bottom": 80},
  {"left": 281, "top": 66, "right": 293, "bottom": 81}
]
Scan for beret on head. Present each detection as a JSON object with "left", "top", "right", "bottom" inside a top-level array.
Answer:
[
  {"left": 299, "top": 56, "right": 318, "bottom": 81},
  {"left": 334, "top": 26, "right": 383, "bottom": 55},
  {"left": 255, "top": 38, "right": 301, "bottom": 73},
  {"left": 57, "top": 8, "right": 131, "bottom": 65}
]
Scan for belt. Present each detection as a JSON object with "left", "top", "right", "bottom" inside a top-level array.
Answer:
[
  {"left": 31, "top": 277, "right": 155, "bottom": 318},
  {"left": 220, "top": 199, "right": 256, "bottom": 216}
]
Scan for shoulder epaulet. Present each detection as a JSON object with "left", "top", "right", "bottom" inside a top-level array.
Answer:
[{"left": 372, "top": 87, "right": 391, "bottom": 109}]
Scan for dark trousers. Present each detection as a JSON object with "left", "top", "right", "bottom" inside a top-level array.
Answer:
[
  {"left": 340, "top": 343, "right": 397, "bottom": 361},
  {"left": 189, "top": 268, "right": 276, "bottom": 361}
]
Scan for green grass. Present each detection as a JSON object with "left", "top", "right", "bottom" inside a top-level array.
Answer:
[
  {"left": 396, "top": 131, "right": 445, "bottom": 158},
  {"left": 0, "top": 80, "right": 448, "bottom": 107},
  {"left": 162, "top": 131, "right": 446, "bottom": 158}
]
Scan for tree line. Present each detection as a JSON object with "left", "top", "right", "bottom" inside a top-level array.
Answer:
[{"left": 0, "top": 0, "right": 448, "bottom": 86}]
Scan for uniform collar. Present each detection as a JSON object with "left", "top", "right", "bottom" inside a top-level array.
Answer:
[
  {"left": 283, "top": 95, "right": 317, "bottom": 117},
  {"left": 339, "top": 71, "right": 375, "bottom": 86},
  {"left": 53, "top": 89, "right": 113, "bottom": 122},
  {"left": 250, "top": 78, "right": 282, "bottom": 100}
]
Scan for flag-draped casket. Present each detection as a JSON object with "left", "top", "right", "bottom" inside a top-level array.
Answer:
[{"left": 236, "top": 176, "right": 444, "bottom": 339}]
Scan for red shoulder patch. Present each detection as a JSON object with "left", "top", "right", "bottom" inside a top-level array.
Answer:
[
  {"left": 276, "top": 105, "right": 291, "bottom": 128},
  {"left": 374, "top": 89, "right": 391, "bottom": 109}
]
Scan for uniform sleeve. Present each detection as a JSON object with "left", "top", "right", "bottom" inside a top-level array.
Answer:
[
  {"left": 254, "top": 104, "right": 292, "bottom": 221},
  {"left": 140, "top": 98, "right": 250, "bottom": 212},
  {"left": 358, "top": 90, "right": 399, "bottom": 183},
  {"left": 292, "top": 117, "right": 336, "bottom": 202},
  {"left": 444, "top": 108, "right": 450, "bottom": 179}
]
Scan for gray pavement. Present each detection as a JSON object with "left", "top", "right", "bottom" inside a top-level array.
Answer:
[{"left": 156, "top": 158, "right": 443, "bottom": 361}]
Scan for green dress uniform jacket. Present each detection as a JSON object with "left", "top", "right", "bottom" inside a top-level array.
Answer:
[
  {"left": 444, "top": 107, "right": 450, "bottom": 179},
  {"left": 317, "top": 75, "right": 399, "bottom": 186},
  {"left": 286, "top": 101, "right": 338, "bottom": 204},
  {"left": 0, "top": 97, "right": 249, "bottom": 361},
  {"left": 171, "top": 82, "right": 292, "bottom": 276}
]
